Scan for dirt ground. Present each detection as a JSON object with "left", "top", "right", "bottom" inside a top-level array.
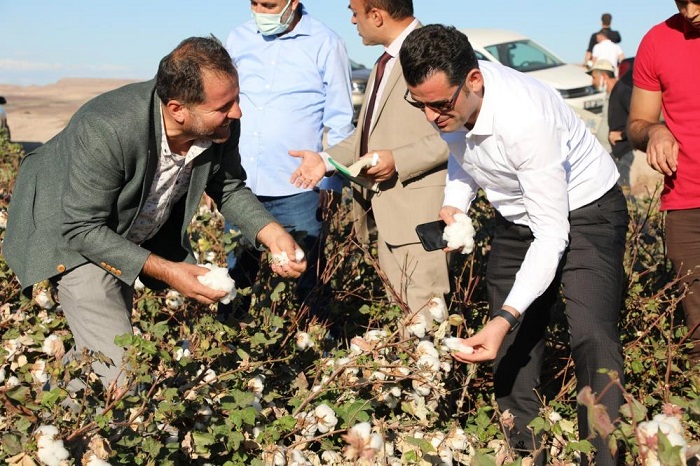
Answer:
[{"left": 0, "top": 78, "right": 662, "bottom": 196}]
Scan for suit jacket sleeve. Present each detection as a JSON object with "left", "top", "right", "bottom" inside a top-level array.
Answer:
[{"left": 60, "top": 113, "right": 151, "bottom": 285}]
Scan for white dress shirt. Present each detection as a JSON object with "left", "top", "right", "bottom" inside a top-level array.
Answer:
[{"left": 442, "top": 61, "right": 618, "bottom": 314}]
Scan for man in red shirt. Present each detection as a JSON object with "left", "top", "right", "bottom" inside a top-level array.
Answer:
[{"left": 628, "top": 0, "right": 700, "bottom": 364}]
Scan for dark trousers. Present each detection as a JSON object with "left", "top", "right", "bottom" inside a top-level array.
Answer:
[
  {"left": 666, "top": 208, "right": 700, "bottom": 363},
  {"left": 488, "top": 186, "right": 628, "bottom": 465}
]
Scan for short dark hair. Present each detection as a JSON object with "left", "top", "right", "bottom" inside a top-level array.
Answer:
[
  {"left": 156, "top": 36, "right": 236, "bottom": 106},
  {"left": 400, "top": 24, "right": 478, "bottom": 88},
  {"left": 598, "top": 28, "right": 610, "bottom": 39},
  {"left": 364, "top": 0, "right": 413, "bottom": 20},
  {"left": 601, "top": 13, "right": 612, "bottom": 26}
]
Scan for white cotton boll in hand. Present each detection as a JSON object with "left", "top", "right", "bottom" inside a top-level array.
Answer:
[
  {"left": 271, "top": 249, "right": 305, "bottom": 266},
  {"left": 442, "top": 337, "right": 474, "bottom": 355},
  {"left": 197, "top": 264, "right": 237, "bottom": 304},
  {"left": 443, "top": 213, "right": 476, "bottom": 254}
]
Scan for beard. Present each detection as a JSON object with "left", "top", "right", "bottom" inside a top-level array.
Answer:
[{"left": 187, "top": 112, "right": 232, "bottom": 144}]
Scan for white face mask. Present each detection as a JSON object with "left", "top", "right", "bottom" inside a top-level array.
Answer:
[
  {"left": 252, "top": 0, "right": 295, "bottom": 36},
  {"left": 597, "top": 76, "right": 608, "bottom": 93}
]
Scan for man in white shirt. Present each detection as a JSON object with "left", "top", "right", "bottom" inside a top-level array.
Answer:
[
  {"left": 592, "top": 29, "right": 624, "bottom": 70},
  {"left": 400, "top": 25, "right": 628, "bottom": 466}
]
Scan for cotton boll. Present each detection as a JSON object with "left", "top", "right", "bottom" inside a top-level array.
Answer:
[
  {"left": 295, "top": 332, "right": 314, "bottom": 350},
  {"left": 84, "top": 452, "right": 112, "bottom": 466},
  {"left": 34, "top": 289, "right": 55, "bottom": 310},
  {"left": 42, "top": 334, "right": 64, "bottom": 358},
  {"left": 314, "top": 404, "right": 338, "bottom": 434},
  {"left": 442, "top": 337, "right": 474, "bottom": 355},
  {"left": 417, "top": 354, "right": 441, "bottom": 372},
  {"left": 320, "top": 450, "right": 342, "bottom": 464},
  {"left": 271, "top": 249, "right": 305, "bottom": 266},
  {"left": 406, "top": 313, "right": 428, "bottom": 338},
  {"left": 416, "top": 341, "right": 439, "bottom": 358},
  {"left": 165, "top": 290, "right": 184, "bottom": 309},
  {"left": 6, "top": 376, "right": 19, "bottom": 388},
  {"left": 36, "top": 425, "right": 70, "bottom": 466},
  {"left": 31, "top": 360, "right": 49, "bottom": 385},
  {"left": 289, "top": 449, "right": 311, "bottom": 466},
  {"left": 443, "top": 213, "right": 476, "bottom": 254},
  {"left": 204, "top": 251, "right": 217, "bottom": 263},
  {"left": 197, "top": 264, "right": 237, "bottom": 304},
  {"left": 248, "top": 375, "right": 265, "bottom": 397},
  {"left": 0, "top": 210, "right": 7, "bottom": 229},
  {"left": 427, "top": 297, "right": 447, "bottom": 323},
  {"left": 133, "top": 277, "right": 145, "bottom": 291},
  {"left": 173, "top": 346, "right": 191, "bottom": 361},
  {"left": 197, "top": 366, "right": 217, "bottom": 384}
]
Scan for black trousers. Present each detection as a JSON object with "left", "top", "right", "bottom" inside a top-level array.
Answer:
[{"left": 487, "top": 186, "right": 628, "bottom": 466}]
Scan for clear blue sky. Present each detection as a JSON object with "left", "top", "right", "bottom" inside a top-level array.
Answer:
[{"left": 0, "top": 1, "right": 676, "bottom": 86}]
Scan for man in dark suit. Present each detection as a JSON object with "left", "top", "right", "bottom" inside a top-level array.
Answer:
[
  {"left": 4, "top": 36, "right": 305, "bottom": 391},
  {"left": 290, "top": 0, "right": 451, "bottom": 324}
]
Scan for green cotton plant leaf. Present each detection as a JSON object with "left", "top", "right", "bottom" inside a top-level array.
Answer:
[
  {"left": 337, "top": 400, "right": 371, "bottom": 426},
  {"left": 148, "top": 321, "right": 171, "bottom": 339},
  {"left": 657, "top": 430, "right": 686, "bottom": 466},
  {"left": 0, "top": 433, "right": 23, "bottom": 456},
  {"left": 270, "top": 282, "right": 286, "bottom": 302},
  {"left": 472, "top": 451, "right": 497, "bottom": 466},
  {"left": 619, "top": 398, "right": 648, "bottom": 422},
  {"left": 405, "top": 436, "right": 436, "bottom": 454}
]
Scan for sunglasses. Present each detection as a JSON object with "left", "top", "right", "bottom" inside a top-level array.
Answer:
[{"left": 403, "top": 81, "right": 465, "bottom": 113}]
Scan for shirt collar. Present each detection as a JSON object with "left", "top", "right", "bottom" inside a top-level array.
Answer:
[
  {"left": 384, "top": 18, "right": 419, "bottom": 58},
  {"left": 466, "top": 61, "right": 494, "bottom": 137}
]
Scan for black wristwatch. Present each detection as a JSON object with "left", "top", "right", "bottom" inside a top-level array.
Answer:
[{"left": 492, "top": 309, "right": 521, "bottom": 333}]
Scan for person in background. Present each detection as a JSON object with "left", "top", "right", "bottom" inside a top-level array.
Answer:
[
  {"left": 584, "top": 12, "right": 621, "bottom": 68},
  {"left": 3, "top": 36, "right": 306, "bottom": 392},
  {"left": 223, "top": 0, "right": 354, "bottom": 315},
  {"left": 628, "top": 0, "right": 700, "bottom": 365},
  {"left": 289, "top": 0, "right": 451, "bottom": 322},
  {"left": 400, "top": 25, "right": 627, "bottom": 465},
  {"left": 588, "top": 59, "right": 634, "bottom": 188},
  {"left": 591, "top": 28, "right": 624, "bottom": 70}
]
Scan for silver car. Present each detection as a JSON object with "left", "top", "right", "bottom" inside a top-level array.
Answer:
[
  {"left": 0, "top": 96, "right": 9, "bottom": 141},
  {"left": 350, "top": 60, "right": 370, "bottom": 125}
]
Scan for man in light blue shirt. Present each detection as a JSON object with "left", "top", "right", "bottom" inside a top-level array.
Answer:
[{"left": 223, "top": 0, "right": 354, "bottom": 314}]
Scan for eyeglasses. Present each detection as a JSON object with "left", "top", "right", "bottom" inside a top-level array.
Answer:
[{"left": 403, "top": 81, "right": 465, "bottom": 113}]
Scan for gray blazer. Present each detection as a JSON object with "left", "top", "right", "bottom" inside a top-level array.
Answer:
[{"left": 4, "top": 79, "right": 275, "bottom": 294}]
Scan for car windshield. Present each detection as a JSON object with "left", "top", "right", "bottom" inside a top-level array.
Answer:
[{"left": 485, "top": 39, "right": 563, "bottom": 72}]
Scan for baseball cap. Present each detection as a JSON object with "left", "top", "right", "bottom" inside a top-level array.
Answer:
[{"left": 586, "top": 59, "right": 616, "bottom": 75}]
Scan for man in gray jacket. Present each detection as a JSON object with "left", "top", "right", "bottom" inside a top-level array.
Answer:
[{"left": 3, "top": 36, "right": 305, "bottom": 391}]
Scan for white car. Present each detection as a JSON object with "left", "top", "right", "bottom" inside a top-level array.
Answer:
[{"left": 461, "top": 29, "right": 604, "bottom": 132}]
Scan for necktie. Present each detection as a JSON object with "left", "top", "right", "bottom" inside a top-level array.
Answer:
[{"left": 360, "top": 51, "right": 392, "bottom": 157}]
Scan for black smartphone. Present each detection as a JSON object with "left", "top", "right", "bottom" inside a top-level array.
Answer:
[{"left": 415, "top": 220, "right": 448, "bottom": 252}]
